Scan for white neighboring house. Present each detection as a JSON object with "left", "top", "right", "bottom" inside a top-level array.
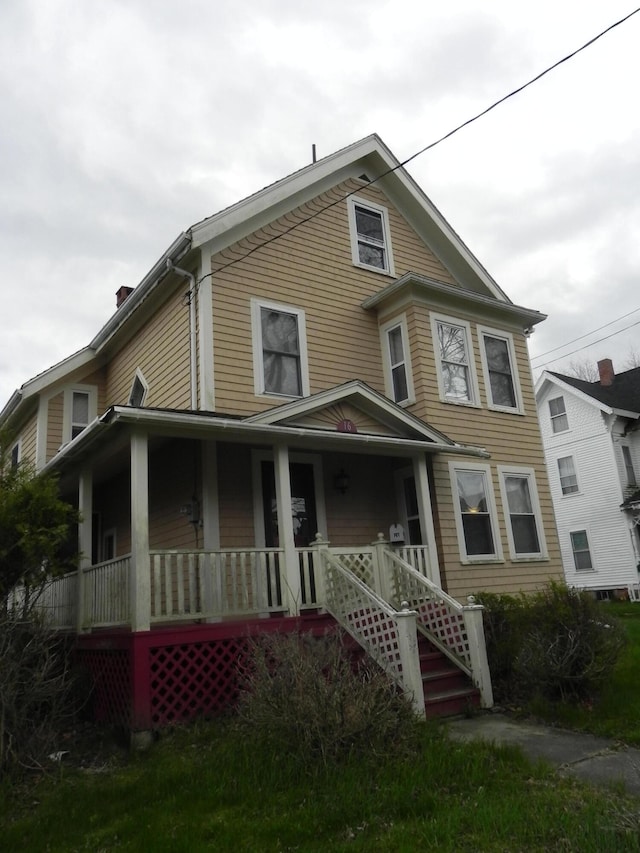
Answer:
[{"left": 536, "top": 358, "right": 640, "bottom": 597}]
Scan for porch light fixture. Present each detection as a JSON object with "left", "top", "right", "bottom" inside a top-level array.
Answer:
[{"left": 334, "top": 468, "right": 350, "bottom": 495}]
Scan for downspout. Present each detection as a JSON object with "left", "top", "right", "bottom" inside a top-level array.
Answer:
[{"left": 166, "top": 260, "right": 198, "bottom": 410}]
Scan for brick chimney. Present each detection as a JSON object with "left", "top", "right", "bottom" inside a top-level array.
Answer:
[
  {"left": 116, "top": 286, "right": 134, "bottom": 308},
  {"left": 597, "top": 358, "right": 615, "bottom": 386}
]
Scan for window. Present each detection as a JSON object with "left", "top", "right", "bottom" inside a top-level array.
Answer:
[
  {"left": 380, "top": 316, "right": 413, "bottom": 404},
  {"left": 570, "top": 530, "right": 593, "bottom": 571},
  {"left": 71, "top": 391, "right": 90, "bottom": 438},
  {"left": 449, "top": 462, "right": 501, "bottom": 560},
  {"left": 251, "top": 299, "right": 309, "bottom": 398},
  {"left": 102, "top": 529, "right": 116, "bottom": 562},
  {"left": 478, "top": 327, "right": 521, "bottom": 411},
  {"left": 347, "top": 197, "right": 394, "bottom": 274},
  {"left": 557, "top": 456, "right": 579, "bottom": 495},
  {"left": 128, "top": 370, "right": 148, "bottom": 407},
  {"left": 10, "top": 440, "right": 21, "bottom": 468},
  {"left": 62, "top": 385, "right": 97, "bottom": 444},
  {"left": 622, "top": 446, "right": 637, "bottom": 486},
  {"left": 549, "top": 396, "right": 568, "bottom": 433},
  {"left": 498, "top": 467, "right": 546, "bottom": 558},
  {"left": 432, "top": 315, "right": 478, "bottom": 405}
]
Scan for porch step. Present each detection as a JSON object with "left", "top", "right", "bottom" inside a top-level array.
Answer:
[{"left": 418, "top": 634, "right": 480, "bottom": 719}]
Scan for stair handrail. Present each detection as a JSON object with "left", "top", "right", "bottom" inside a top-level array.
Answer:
[
  {"left": 384, "top": 549, "right": 493, "bottom": 708},
  {"left": 318, "top": 547, "right": 425, "bottom": 717}
]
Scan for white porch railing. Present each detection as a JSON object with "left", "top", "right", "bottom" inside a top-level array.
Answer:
[
  {"left": 84, "top": 557, "right": 131, "bottom": 628},
  {"left": 7, "top": 572, "right": 78, "bottom": 629},
  {"left": 149, "top": 548, "right": 285, "bottom": 622},
  {"left": 319, "top": 548, "right": 425, "bottom": 716},
  {"left": 383, "top": 549, "right": 493, "bottom": 707}
]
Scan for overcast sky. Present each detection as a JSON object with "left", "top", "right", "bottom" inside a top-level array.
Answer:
[{"left": 2, "top": 0, "right": 640, "bottom": 405}]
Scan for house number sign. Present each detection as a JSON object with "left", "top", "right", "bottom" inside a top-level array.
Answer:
[{"left": 336, "top": 419, "right": 357, "bottom": 433}]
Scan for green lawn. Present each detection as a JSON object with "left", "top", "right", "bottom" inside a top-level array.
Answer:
[
  {"left": 528, "top": 601, "right": 640, "bottom": 744},
  {"left": 2, "top": 720, "right": 640, "bottom": 852}
]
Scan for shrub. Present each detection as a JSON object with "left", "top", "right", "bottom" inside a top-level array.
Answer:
[
  {"left": 476, "top": 583, "right": 626, "bottom": 705},
  {"left": 0, "top": 611, "right": 84, "bottom": 776},
  {"left": 236, "top": 631, "right": 418, "bottom": 767}
]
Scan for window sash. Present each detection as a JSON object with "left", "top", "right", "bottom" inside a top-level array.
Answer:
[
  {"left": 570, "top": 530, "right": 593, "bottom": 571},
  {"left": 456, "top": 470, "right": 496, "bottom": 557},
  {"left": 71, "top": 391, "right": 90, "bottom": 439},
  {"left": 557, "top": 456, "right": 579, "bottom": 495},
  {"left": 387, "top": 325, "right": 408, "bottom": 402},
  {"left": 504, "top": 474, "right": 540, "bottom": 554},
  {"left": 483, "top": 334, "right": 516, "bottom": 408},
  {"left": 261, "top": 308, "right": 302, "bottom": 396},
  {"left": 354, "top": 205, "right": 387, "bottom": 270},
  {"left": 622, "top": 446, "right": 637, "bottom": 486},
  {"left": 549, "top": 396, "right": 568, "bottom": 433},
  {"left": 438, "top": 322, "right": 472, "bottom": 401}
]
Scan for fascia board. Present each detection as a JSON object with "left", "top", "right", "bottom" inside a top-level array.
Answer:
[
  {"left": 104, "top": 406, "right": 490, "bottom": 459},
  {"left": 362, "top": 273, "right": 546, "bottom": 328}
]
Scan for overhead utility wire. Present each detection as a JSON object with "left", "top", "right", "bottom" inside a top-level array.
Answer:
[
  {"left": 534, "top": 317, "right": 640, "bottom": 371},
  {"left": 530, "top": 305, "right": 640, "bottom": 362},
  {"left": 191, "top": 6, "right": 640, "bottom": 294}
]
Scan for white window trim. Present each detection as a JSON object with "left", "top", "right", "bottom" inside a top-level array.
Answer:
[
  {"left": 448, "top": 461, "right": 503, "bottom": 563},
  {"left": 477, "top": 325, "right": 523, "bottom": 414},
  {"left": 380, "top": 314, "right": 415, "bottom": 406},
  {"left": 250, "top": 298, "right": 310, "bottom": 399},
  {"left": 557, "top": 454, "right": 580, "bottom": 497},
  {"left": 62, "top": 385, "right": 97, "bottom": 445},
  {"left": 347, "top": 196, "right": 395, "bottom": 276},
  {"left": 128, "top": 368, "right": 149, "bottom": 407},
  {"left": 431, "top": 313, "right": 481, "bottom": 407},
  {"left": 549, "top": 395, "right": 569, "bottom": 433},
  {"left": 497, "top": 465, "right": 547, "bottom": 560},
  {"left": 569, "top": 527, "right": 595, "bottom": 573}
]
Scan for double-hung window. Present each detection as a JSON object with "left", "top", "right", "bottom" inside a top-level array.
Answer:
[
  {"left": 570, "top": 530, "right": 593, "bottom": 571},
  {"left": 622, "top": 446, "right": 637, "bottom": 487},
  {"left": 432, "top": 315, "right": 478, "bottom": 404},
  {"left": 478, "top": 327, "right": 521, "bottom": 412},
  {"left": 347, "top": 197, "right": 394, "bottom": 274},
  {"left": 449, "top": 462, "right": 501, "bottom": 560},
  {"left": 62, "top": 386, "right": 97, "bottom": 443},
  {"left": 381, "top": 316, "right": 413, "bottom": 404},
  {"left": 251, "top": 299, "right": 310, "bottom": 398},
  {"left": 557, "top": 456, "right": 579, "bottom": 495},
  {"left": 498, "top": 467, "right": 546, "bottom": 559},
  {"left": 128, "top": 370, "right": 148, "bottom": 407},
  {"left": 549, "top": 396, "right": 568, "bottom": 433}
]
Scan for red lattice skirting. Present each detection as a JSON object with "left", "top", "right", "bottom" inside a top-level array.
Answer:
[{"left": 75, "top": 613, "right": 335, "bottom": 731}]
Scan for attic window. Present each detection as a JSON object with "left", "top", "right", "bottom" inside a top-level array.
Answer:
[
  {"left": 128, "top": 371, "right": 148, "bottom": 407},
  {"left": 549, "top": 396, "right": 568, "bottom": 433},
  {"left": 347, "top": 197, "right": 394, "bottom": 275}
]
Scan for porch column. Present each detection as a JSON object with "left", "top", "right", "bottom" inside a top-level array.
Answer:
[
  {"left": 77, "top": 467, "right": 92, "bottom": 633},
  {"left": 201, "top": 440, "right": 220, "bottom": 619},
  {"left": 274, "top": 443, "right": 301, "bottom": 616},
  {"left": 412, "top": 454, "right": 442, "bottom": 588},
  {"left": 130, "top": 430, "right": 151, "bottom": 632}
]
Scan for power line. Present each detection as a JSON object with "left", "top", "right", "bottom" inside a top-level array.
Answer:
[
  {"left": 194, "top": 7, "right": 640, "bottom": 290},
  {"left": 531, "top": 305, "right": 640, "bottom": 362},
  {"left": 534, "top": 317, "right": 640, "bottom": 371}
]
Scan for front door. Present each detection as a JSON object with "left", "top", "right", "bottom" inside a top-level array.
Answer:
[{"left": 261, "top": 460, "right": 319, "bottom": 548}]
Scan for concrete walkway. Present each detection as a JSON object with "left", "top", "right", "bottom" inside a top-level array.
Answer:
[{"left": 447, "top": 712, "right": 640, "bottom": 795}]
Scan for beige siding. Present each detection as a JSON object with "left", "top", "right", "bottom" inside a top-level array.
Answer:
[
  {"left": 210, "top": 179, "right": 456, "bottom": 415},
  {"left": 106, "top": 280, "right": 191, "bottom": 409},
  {"left": 18, "top": 414, "right": 38, "bottom": 466},
  {"left": 46, "top": 393, "right": 63, "bottom": 462}
]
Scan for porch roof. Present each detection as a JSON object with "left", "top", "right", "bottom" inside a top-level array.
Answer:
[{"left": 42, "top": 403, "right": 490, "bottom": 476}]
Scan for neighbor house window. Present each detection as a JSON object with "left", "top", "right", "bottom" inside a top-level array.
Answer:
[
  {"left": 570, "top": 530, "right": 593, "bottom": 571},
  {"left": 498, "top": 467, "right": 546, "bottom": 559},
  {"left": 432, "top": 315, "right": 478, "bottom": 405},
  {"left": 347, "top": 197, "right": 394, "bottom": 274},
  {"left": 622, "top": 446, "right": 637, "bottom": 487},
  {"left": 557, "top": 456, "right": 579, "bottom": 495},
  {"left": 128, "top": 370, "right": 148, "bottom": 407},
  {"left": 478, "top": 327, "right": 521, "bottom": 411},
  {"left": 251, "top": 299, "right": 309, "bottom": 398},
  {"left": 381, "top": 316, "right": 413, "bottom": 404},
  {"left": 449, "top": 462, "right": 501, "bottom": 560},
  {"left": 549, "top": 396, "right": 568, "bottom": 433}
]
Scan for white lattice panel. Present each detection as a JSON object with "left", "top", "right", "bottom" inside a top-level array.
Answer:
[{"left": 332, "top": 550, "right": 375, "bottom": 588}]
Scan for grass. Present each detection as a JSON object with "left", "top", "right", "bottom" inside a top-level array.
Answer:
[
  {"left": 2, "top": 720, "right": 640, "bottom": 852},
  {"left": 526, "top": 601, "right": 640, "bottom": 744}
]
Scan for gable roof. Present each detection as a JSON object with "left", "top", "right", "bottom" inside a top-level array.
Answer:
[{"left": 546, "top": 367, "right": 640, "bottom": 418}]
